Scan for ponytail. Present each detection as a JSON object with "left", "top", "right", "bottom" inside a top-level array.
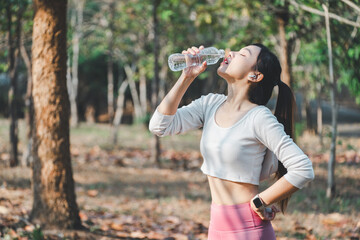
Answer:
[
  {"left": 248, "top": 43, "right": 296, "bottom": 213},
  {"left": 274, "top": 80, "right": 296, "bottom": 213}
]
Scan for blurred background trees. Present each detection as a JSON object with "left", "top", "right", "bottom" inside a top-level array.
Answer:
[{"left": 1, "top": 0, "right": 359, "bottom": 127}]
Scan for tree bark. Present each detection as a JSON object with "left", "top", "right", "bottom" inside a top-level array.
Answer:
[
  {"left": 68, "top": 0, "right": 84, "bottom": 127},
  {"left": 304, "top": 97, "right": 314, "bottom": 133},
  {"left": 323, "top": 4, "right": 337, "bottom": 199},
  {"left": 316, "top": 95, "right": 323, "bottom": 147},
  {"left": 107, "top": 2, "right": 115, "bottom": 124},
  {"left": 124, "top": 65, "right": 143, "bottom": 122},
  {"left": 151, "top": 0, "right": 161, "bottom": 167},
  {"left": 112, "top": 80, "right": 128, "bottom": 145},
  {"left": 6, "top": 2, "right": 24, "bottom": 167},
  {"left": 139, "top": 67, "right": 147, "bottom": 117},
  {"left": 31, "top": 0, "right": 82, "bottom": 229},
  {"left": 20, "top": 30, "right": 34, "bottom": 167},
  {"left": 276, "top": 8, "right": 292, "bottom": 88}
]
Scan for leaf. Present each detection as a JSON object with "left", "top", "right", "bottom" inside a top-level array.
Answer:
[
  {"left": 24, "top": 225, "right": 35, "bottom": 231},
  {"left": 79, "top": 212, "right": 88, "bottom": 221},
  {"left": 147, "top": 231, "right": 165, "bottom": 239},
  {"left": 130, "top": 231, "right": 147, "bottom": 238},
  {"left": 321, "top": 213, "right": 348, "bottom": 227},
  {"left": 0, "top": 206, "right": 9, "bottom": 214},
  {"left": 110, "top": 223, "right": 123, "bottom": 231},
  {"left": 87, "top": 190, "right": 99, "bottom": 197}
]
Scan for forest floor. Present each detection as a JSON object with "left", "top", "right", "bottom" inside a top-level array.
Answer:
[{"left": 0, "top": 119, "right": 360, "bottom": 239}]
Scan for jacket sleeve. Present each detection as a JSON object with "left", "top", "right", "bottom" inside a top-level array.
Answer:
[
  {"left": 253, "top": 108, "right": 315, "bottom": 189},
  {"left": 148, "top": 95, "right": 206, "bottom": 137}
]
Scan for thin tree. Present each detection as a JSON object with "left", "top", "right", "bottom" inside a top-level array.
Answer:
[
  {"left": 20, "top": 25, "right": 34, "bottom": 167},
  {"left": 31, "top": 0, "right": 82, "bottom": 228},
  {"left": 67, "top": 0, "right": 85, "bottom": 127},
  {"left": 323, "top": 4, "right": 337, "bottom": 199},
  {"left": 151, "top": 0, "right": 161, "bottom": 167},
  {"left": 112, "top": 79, "right": 128, "bottom": 145},
  {"left": 289, "top": 0, "right": 360, "bottom": 198},
  {"left": 275, "top": 2, "right": 292, "bottom": 88},
  {"left": 107, "top": 1, "right": 115, "bottom": 123},
  {"left": 5, "top": 1, "right": 26, "bottom": 167}
]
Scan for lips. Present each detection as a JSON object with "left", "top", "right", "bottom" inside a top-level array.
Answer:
[{"left": 223, "top": 55, "right": 231, "bottom": 64}]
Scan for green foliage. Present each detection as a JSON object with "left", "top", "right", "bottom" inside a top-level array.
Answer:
[
  {"left": 1, "top": 0, "right": 360, "bottom": 119},
  {"left": 31, "top": 226, "right": 44, "bottom": 240},
  {"left": 295, "top": 121, "right": 306, "bottom": 138}
]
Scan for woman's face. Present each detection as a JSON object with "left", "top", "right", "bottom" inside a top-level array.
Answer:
[{"left": 217, "top": 45, "right": 261, "bottom": 82}]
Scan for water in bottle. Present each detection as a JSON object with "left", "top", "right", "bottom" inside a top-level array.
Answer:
[{"left": 168, "top": 47, "right": 225, "bottom": 71}]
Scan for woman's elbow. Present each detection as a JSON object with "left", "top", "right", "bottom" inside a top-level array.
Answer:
[
  {"left": 149, "top": 119, "right": 169, "bottom": 137},
  {"left": 307, "top": 168, "right": 315, "bottom": 182},
  {"left": 148, "top": 123, "right": 166, "bottom": 137}
]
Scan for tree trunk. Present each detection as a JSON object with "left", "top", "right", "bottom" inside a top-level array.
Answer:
[
  {"left": 124, "top": 65, "right": 143, "bottom": 122},
  {"left": 157, "top": 47, "right": 169, "bottom": 101},
  {"left": 323, "top": 4, "right": 337, "bottom": 199},
  {"left": 112, "top": 80, "right": 128, "bottom": 145},
  {"left": 6, "top": 2, "right": 23, "bottom": 167},
  {"left": 276, "top": 6, "right": 292, "bottom": 88},
  {"left": 31, "top": 0, "right": 82, "bottom": 229},
  {"left": 304, "top": 97, "right": 314, "bottom": 133},
  {"left": 139, "top": 67, "right": 147, "bottom": 117},
  {"left": 68, "top": 0, "right": 84, "bottom": 127},
  {"left": 107, "top": 2, "right": 115, "bottom": 124},
  {"left": 151, "top": 0, "right": 161, "bottom": 167},
  {"left": 20, "top": 31, "right": 34, "bottom": 167},
  {"left": 158, "top": 63, "right": 167, "bottom": 101},
  {"left": 316, "top": 94, "right": 323, "bottom": 147}
]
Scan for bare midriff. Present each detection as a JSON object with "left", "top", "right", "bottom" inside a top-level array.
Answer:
[{"left": 207, "top": 175, "right": 259, "bottom": 205}]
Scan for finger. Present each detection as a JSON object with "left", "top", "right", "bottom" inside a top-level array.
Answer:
[
  {"left": 272, "top": 205, "right": 280, "bottom": 213},
  {"left": 182, "top": 50, "right": 188, "bottom": 54},
  {"left": 202, "top": 61, "right": 207, "bottom": 68},
  {"left": 191, "top": 46, "right": 200, "bottom": 54},
  {"left": 199, "top": 45, "right": 204, "bottom": 50},
  {"left": 187, "top": 48, "right": 196, "bottom": 55},
  {"left": 256, "top": 210, "right": 265, "bottom": 220}
]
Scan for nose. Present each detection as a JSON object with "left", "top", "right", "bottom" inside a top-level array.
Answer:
[{"left": 228, "top": 51, "right": 234, "bottom": 58}]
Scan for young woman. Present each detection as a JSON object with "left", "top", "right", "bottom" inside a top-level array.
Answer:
[{"left": 149, "top": 44, "right": 315, "bottom": 239}]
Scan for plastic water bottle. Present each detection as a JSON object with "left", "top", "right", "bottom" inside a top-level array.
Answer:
[{"left": 168, "top": 47, "right": 225, "bottom": 71}]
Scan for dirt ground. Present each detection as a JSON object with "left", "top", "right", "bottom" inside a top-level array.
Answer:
[{"left": 0, "top": 120, "right": 360, "bottom": 239}]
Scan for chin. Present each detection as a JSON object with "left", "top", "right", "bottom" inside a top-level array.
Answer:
[
  {"left": 217, "top": 65, "right": 225, "bottom": 76},
  {"left": 217, "top": 65, "right": 228, "bottom": 79}
]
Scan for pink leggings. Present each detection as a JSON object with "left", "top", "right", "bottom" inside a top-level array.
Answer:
[{"left": 208, "top": 202, "right": 276, "bottom": 240}]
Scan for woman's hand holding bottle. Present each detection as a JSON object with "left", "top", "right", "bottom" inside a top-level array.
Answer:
[{"left": 180, "top": 45, "right": 207, "bottom": 80}]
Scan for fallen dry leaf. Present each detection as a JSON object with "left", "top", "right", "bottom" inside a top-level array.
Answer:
[
  {"left": 24, "top": 225, "right": 34, "bottom": 231},
  {"left": 322, "top": 213, "right": 348, "bottom": 227},
  {"left": 87, "top": 190, "right": 99, "bottom": 197},
  {"left": 0, "top": 205, "right": 9, "bottom": 214},
  {"left": 130, "top": 231, "right": 147, "bottom": 238},
  {"left": 110, "top": 223, "right": 123, "bottom": 231},
  {"left": 147, "top": 231, "right": 165, "bottom": 239},
  {"left": 79, "top": 212, "right": 88, "bottom": 221}
]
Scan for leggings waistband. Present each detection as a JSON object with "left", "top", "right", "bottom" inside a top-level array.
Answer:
[{"left": 210, "top": 202, "right": 264, "bottom": 231}]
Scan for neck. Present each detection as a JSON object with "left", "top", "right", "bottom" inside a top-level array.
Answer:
[{"left": 225, "top": 81, "right": 256, "bottom": 111}]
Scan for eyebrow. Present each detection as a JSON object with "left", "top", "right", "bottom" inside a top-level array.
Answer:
[{"left": 243, "top": 47, "right": 252, "bottom": 55}]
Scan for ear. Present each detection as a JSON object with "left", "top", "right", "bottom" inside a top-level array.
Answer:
[{"left": 247, "top": 72, "right": 264, "bottom": 83}]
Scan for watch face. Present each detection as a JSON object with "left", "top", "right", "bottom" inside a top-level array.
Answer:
[{"left": 253, "top": 197, "right": 263, "bottom": 208}]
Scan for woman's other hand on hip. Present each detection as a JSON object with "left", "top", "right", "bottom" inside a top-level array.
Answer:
[{"left": 250, "top": 201, "right": 280, "bottom": 221}]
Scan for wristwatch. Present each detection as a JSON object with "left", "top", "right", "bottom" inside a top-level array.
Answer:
[{"left": 252, "top": 194, "right": 266, "bottom": 211}]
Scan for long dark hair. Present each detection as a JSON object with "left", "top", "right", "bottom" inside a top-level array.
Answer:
[{"left": 248, "top": 43, "right": 296, "bottom": 213}]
